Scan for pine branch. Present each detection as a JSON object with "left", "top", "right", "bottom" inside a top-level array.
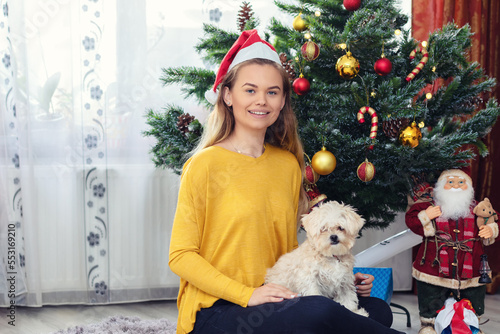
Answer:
[
  {"left": 143, "top": 105, "right": 201, "bottom": 173},
  {"left": 195, "top": 24, "right": 240, "bottom": 65},
  {"left": 460, "top": 99, "right": 500, "bottom": 139},
  {"left": 160, "top": 66, "right": 215, "bottom": 105}
]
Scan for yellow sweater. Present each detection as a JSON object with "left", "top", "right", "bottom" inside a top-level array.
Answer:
[{"left": 168, "top": 144, "right": 301, "bottom": 334}]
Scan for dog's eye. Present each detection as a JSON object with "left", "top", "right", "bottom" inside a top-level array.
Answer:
[{"left": 338, "top": 226, "right": 345, "bottom": 231}]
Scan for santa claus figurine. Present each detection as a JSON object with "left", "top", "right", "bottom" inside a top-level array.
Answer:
[{"left": 405, "top": 169, "right": 499, "bottom": 334}]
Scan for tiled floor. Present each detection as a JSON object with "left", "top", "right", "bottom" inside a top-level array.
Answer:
[{"left": 2, "top": 291, "right": 499, "bottom": 333}]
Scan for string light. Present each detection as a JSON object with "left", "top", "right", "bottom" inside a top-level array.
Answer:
[
  {"left": 426, "top": 92, "right": 432, "bottom": 100},
  {"left": 304, "top": 32, "right": 312, "bottom": 40},
  {"left": 394, "top": 29, "right": 401, "bottom": 35},
  {"left": 315, "top": 10, "right": 321, "bottom": 17}
]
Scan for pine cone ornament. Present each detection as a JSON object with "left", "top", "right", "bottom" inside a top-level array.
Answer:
[
  {"left": 279, "top": 53, "right": 296, "bottom": 81},
  {"left": 237, "top": 2, "right": 254, "bottom": 32},
  {"left": 463, "top": 95, "right": 484, "bottom": 110},
  {"left": 382, "top": 118, "right": 410, "bottom": 139},
  {"left": 177, "top": 113, "right": 196, "bottom": 135},
  {"left": 360, "top": 15, "right": 376, "bottom": 27}
]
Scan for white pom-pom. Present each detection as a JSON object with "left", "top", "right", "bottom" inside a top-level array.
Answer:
[{"left": 205, "top": 89, "right": 218, "bottom": 105}]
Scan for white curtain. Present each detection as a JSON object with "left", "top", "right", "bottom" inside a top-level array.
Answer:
[{"left": 0, "top": 0, "right": 227, "bottom": 306}]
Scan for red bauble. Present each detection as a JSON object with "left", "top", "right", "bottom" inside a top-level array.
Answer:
[
  {"left": 357, "top": 159, "right": 375, "bottom": 182},
  {"left": 304, "top": 165, "right": 320, "bottom": 185},
  {"left": 343, "top": 0, "right": 361, "bottom": 11},
  {"left": 301, "top": 41, "right": 320, "bottom": 61},
  {"left": 293, "top": 77, "right": 310, "bottom": 95},
  {"left": 374, "top": 57, "right": 392, "bottom": 76}
]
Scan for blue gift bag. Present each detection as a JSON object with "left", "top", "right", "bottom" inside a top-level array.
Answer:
[{"left": 353, "top": 267, "right": 393, "bottom": 304}]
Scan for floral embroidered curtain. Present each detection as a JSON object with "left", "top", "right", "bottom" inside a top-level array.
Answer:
[{"left": 0, "top": 0, "right": 220, "bottom": 306}]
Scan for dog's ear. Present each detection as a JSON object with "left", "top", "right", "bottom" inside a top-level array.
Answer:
[
  {"left": 343, "top": 208, "right": 365, "bottom": 235},
  {"left": 301, "top": 212, "right": 313, "bottom": 233},
  {"left": 301, "top": 208, "right": 320, "bottom": 236},
  {"left": 354, "top": 214, "right": 366, "bottom": 233}
]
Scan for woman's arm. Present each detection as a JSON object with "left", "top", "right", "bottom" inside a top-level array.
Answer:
[
  {"left": 168, "top": 165, "right": 256, "bottom": 307},
  {"left": 169, "top": 183, "right": 298, "bottom": 307}
]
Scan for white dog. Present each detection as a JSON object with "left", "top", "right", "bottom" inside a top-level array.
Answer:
[{"left": 265, "top": 201, "right": 368, "bottom": 316}]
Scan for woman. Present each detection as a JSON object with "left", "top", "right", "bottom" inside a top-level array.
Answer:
[{"left": 169, "top": 30, "right": 402, "bottom": 334}]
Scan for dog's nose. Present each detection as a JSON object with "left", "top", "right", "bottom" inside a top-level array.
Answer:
[{"left": 330, "top": 235, "right": 339, "bottom": 245}]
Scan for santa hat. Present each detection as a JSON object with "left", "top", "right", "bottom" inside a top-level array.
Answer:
[
  {"left": 438, "top": 168, "right": 472, "bottom": 185},
  {"left": 205, "top": 29, "right": 281, "bottom": 104}
]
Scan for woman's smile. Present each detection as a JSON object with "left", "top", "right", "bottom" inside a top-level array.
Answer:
[{"left": 248, "top": 109, "right": 270, "bottom": 116}]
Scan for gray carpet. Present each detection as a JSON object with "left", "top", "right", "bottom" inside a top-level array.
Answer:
[{"left": 51, "top": 315, "right": 177, "bottom": 334}]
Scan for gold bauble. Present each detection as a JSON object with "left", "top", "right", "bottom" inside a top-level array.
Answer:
[
  {"left": 292, "top": 14, "right": 308, "bottom": 32},
  {"left": 399, "top": 121, "right": 422, "bottom": 148},
  {"left": 311, "top": 146, "right": 337, "bottom": 175},
  {"left": 335, "top": 51, "right": 360, "bottom": 79}
]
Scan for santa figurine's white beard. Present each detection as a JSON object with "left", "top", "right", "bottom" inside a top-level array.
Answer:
[{"left": 433, "top": 179, "right": 475, "bottom": 220}]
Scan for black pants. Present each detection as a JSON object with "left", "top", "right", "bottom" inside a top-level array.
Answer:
[
  {"left": 416, "top": 280, "right": 486, "bottom": 318},
  {"left": 191, "top": 295, "right": 403, "bottom": 334}
]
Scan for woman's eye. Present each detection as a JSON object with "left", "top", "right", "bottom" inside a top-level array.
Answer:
[
  {"left": 268, "top": 91, "right": 277, "bottom": 95},
  {"left": 246, "top": 89, "right": 255, "bottom": 93}
]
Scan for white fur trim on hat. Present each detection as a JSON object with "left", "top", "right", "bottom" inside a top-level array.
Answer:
[
  {"left": 228, "top": 42, "right": 281, "bottom": 71},
  {"left": 437, "top": 169, "right": 472, "bottom": 184}
]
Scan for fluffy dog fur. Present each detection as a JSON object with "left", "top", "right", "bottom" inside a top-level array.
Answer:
[{"left": 265, "top": 201, "right": 368, "bottom": 316}]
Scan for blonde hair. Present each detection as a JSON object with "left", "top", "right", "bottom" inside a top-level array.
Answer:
[{"left": 192, "top": 58, "right": 309, "bottom": 221}]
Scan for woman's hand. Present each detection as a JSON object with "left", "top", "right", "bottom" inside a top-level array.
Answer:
[
  {"left": 248, "top": 283, "right": 299, "bottom": 307},
  {"left": 354, "top": 272, "right": 374, "bottom": 297}
]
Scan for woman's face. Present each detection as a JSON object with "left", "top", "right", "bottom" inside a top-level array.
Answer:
[{"left": 223, "top": 63, "right": 285, "bottom": 134}]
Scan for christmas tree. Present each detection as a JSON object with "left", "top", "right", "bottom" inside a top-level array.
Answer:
[{"left": 144, "top": 0, "right": 500, "bottom": 230}]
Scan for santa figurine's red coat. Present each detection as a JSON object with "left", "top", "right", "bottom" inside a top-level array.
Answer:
[{"left": 406, "top": 201, "right": 498, "bottom": 289}]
